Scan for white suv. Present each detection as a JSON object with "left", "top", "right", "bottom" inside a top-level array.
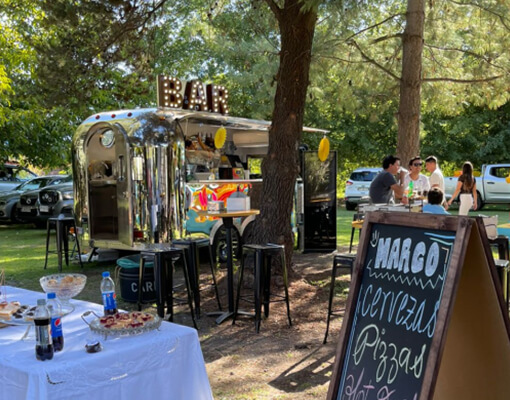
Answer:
[{"left": 344, "top": 167, "right": 381, "bottom": 210}]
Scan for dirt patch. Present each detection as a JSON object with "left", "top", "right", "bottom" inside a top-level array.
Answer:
[{"left": 176, "top": 249, "right": 353, "bottom": 399}]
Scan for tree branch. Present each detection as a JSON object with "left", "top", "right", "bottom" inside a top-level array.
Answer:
[
  {"left": 349, "top": 40, "right": 401, "bottom": 81},
  {"left": 345, "top": 13, "right": 404, "bottom": 42},
  {"left": 424, "top": 43, "right": 508, "bottom": 72},
  {"left": 372, "top": 33, "right": 403, "bottom": 44},
  {"left": 263, "top": 0, "right": 282, "bottom": 22},
  {"left": 423, "top": 75, "right": 503, "bottom": 83}
]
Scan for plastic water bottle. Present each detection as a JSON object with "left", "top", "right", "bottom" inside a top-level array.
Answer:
[
  {"left": 34, "top": 299, "right": 54, "bottom": 361},
  {"left": 101, "top": 271, "right": 118, "bottom": 316},
  {"left": 408, "top": 180, "right": 414, "bottom": 199},
  {"left": 47, "top": 292, "right": 64, "bottom": 352}
]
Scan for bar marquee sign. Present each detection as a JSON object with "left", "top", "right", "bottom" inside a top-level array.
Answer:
[{"left": 157, "top": 75, "right": 229, "bottom": 114}]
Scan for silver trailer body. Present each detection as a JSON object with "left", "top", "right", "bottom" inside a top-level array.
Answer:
[{"left": 73, "top": 107, "right": 327, "bottom": 251}]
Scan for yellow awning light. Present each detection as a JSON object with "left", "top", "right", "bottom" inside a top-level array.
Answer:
[
  {"left": 318, "top": 136, "right": 330, "bottom": 162},
  {"left": 214, "top": 126, "right": 227, "bottom": 149}
]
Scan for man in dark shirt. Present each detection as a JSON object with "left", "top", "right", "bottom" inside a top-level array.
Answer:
[{"left": 369, "top": 155, "right": 407, "bottom": 203}]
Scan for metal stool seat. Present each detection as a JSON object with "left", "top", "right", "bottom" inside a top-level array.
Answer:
[
  {"left": 138, "top": 246, "right": 197, "bottom": 329},
  {"left": 323, "top": 253, "right": 356, "bottom": 344},
  {"left": 349, "top": 213, "right": 364, "bottom": 253},
  {"left": 233, "top": 243, "right": 291, "bottom": 333},
  {"left": 173, "top": 238, "right": 222, "bottom": 318},
  {"left": 44, "top": 217, "right": 84, "bottom": 272}
]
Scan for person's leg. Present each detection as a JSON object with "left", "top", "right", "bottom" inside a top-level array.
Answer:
[{"left": 459, "top": 194, "right": 473, "bottom": 215}]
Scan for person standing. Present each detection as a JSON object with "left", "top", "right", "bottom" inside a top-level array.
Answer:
[
  {"left": 447, "top": 161, "right": 478, "bottom": 215},
  {"left": 403, "top": 156, "right": 430, "bottom": 196},
  {"left": 425, "top": 155, "right": 447, "bottom": 209},
  {"left": 369, "top": 155, "right": 407, "bottom": 204},
  {"left": 425, "top": 156, "right": 445, "bottom": 191}
]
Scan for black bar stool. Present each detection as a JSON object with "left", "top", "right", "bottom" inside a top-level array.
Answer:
[
  {"left": 44, "top": 216, "right": 84, "bottom": 272},
  {"left": 233, "top": 243, "right": 291, "bottom": 333},
  {"left": 138, "top": 246, "right": 197, "bottom": 329},
  {"left": 173, "top": 238, "right": 222, "bottom": 318},
  {"left": 323, "top": 253, "right": 356, "bottom": 344}
]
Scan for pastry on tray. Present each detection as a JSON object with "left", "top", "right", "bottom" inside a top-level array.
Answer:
[
  {"left": 99, "top": 311, "right": 155, "bottom": 330},
  {"left": 0, "top": 301, "right": 21, "bottom": 320}
]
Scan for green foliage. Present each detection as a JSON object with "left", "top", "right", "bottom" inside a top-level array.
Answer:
[
  {"left": 1, "top": 0, "right": 510, "bottom": 174},
  {"left": 422, "top": 102, "right": 510, "bottom": 171}
]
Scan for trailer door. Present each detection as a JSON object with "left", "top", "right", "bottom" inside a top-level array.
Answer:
[{"left": 86, "top": 126, "right": 133, "bottom": 247}]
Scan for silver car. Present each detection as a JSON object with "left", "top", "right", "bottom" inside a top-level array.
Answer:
[
  {"left": 0, "top": 175, "right": 69, "bottom": 224},
  {"left": 0, "top": 163, "right": 37, "bottom": 192},
  {"left": 16, "top": 175, "right": 72, "bottom": 227},
  {"left": 344, "top": 167, "right": 382, "bottom": 210}
]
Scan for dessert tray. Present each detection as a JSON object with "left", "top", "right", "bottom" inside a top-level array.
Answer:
[
  {"left": 82, "top": 311, "right": 162, "bottom": 338},
  {"left": 0, "top": 301, "right": 73, "bottom": 326}
]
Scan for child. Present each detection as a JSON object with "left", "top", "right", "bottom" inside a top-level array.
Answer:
[{"left": 423, "top": 188, "right": 450, "bottom": 215}]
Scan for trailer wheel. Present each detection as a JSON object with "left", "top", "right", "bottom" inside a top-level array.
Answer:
[{"left": 213, "top": 226, "right": 241, "bottom": 264}]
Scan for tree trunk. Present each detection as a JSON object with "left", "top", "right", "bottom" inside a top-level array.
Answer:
[
  {"left": 397, "top": 0, "right": 425, "bottom": 165},
  {"left": 252, "top": 1, "right": 317, "bottom": 274}
]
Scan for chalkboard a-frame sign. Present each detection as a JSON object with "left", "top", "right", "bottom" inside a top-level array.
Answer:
[{"left": 327, "top": 212, "right": 510, "bottom": 400}]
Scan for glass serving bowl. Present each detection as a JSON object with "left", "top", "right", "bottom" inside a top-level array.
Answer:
[{"left": 40, "top": 273, "right": 87, "bottom": 310}]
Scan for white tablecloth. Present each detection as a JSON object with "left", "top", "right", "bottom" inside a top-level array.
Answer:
[{"left": 0, "top": 286, "right": 213, "bottom": 400}]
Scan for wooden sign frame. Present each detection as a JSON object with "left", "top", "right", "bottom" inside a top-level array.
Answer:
[{"left": 327, "top": 212, "right": 510, "bottom": 400}]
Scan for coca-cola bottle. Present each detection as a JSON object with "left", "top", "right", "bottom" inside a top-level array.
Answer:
[
  {"left": 34, "top": 299, "right": 54, "bottom": 361},
  {"left": 47, "top": 292, "right": 64, "bottom": 352}
]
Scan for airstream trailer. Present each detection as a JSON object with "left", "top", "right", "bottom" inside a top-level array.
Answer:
[{"left": 72, "top": 107, "right": 332, "bottom": 256}]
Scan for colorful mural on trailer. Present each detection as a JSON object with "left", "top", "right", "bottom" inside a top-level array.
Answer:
[{"left": 185, "top": 183, "right": 251, "bottom": 235}]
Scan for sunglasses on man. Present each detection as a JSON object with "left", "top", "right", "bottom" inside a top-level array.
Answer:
[{"left": 413, "top": 162, "right": 423, "bottom": 167}]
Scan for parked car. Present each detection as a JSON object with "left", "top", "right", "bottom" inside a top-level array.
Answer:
[
  {"left": 444, "top": 163, "right": 510, "bottom": 211},
  {"left": 16, "top": 176, "right": 73, "bottom": 227},
  {"left": 0, "top": 162, "right": 38, "bottom": 192},
  {"left": 344, "top": 168, "right": 382, "bottom": 210},
  {"left": 38, "top": 181, "right": 74, "bottom": 220},
  {"left": 0, "top": 175, "right": 70, "bottom": 224}
]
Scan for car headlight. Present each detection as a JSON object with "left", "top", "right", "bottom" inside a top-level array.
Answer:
[{"left": 62, "top": 191, "right": 74, "bottom": 200}]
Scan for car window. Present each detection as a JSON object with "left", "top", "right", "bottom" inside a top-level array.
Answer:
[
  {"left": 350, "top": 171, "right": 379, "bottom": 182},
  {"left": 489, "top": 167, "right": 510, "bottom": 179},
  {"left": 18, "top": 178, "right": 50, "bottom": 191},
  {"left": 0, "top": 165, "right": 36, "bottom": 182}
]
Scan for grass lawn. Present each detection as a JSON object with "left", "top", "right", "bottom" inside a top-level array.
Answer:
[
  {"left": 2, "top": 204, "right": 508, "bottom": 302},
  {"left": 1, "top": 206, "right": 508, "bottom": 400},
  {"left": 0, "top": 224, "right": 119, "bottom": 308}
]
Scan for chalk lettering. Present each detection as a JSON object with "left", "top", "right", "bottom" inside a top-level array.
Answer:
[
  {"left": 399, "top": 238, "right": 412, "bottom": 273},
  {"left": 373, "top": 237, "right": 439, "bottom": 281},
  {"left": 387, "top": 239, "right": 401, "bottom": 271},
  {"left": 343, "top": 369, "right": 375, "bottom": 400},
  {"left": 424, "top": 242, "right": 439, "bottom": 277},
  {"left": 411, "top": 242, "right": 425, "bottom": 274},
  {"left": 360, "top": 284, "right": 439, "bottom": 338},
  {"left": 342, "top": 369, "right": 399, "bottom": 400},
  {"left": 374, "top": 237, "right": 392, "bottom": 269},
  {"left": 353, "top": 324, "right": 427, "bottom": 384}
]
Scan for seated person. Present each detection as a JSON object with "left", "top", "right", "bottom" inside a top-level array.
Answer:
[
  {"left": 423, "top": 188, "right": 450, "bottom": 215},
  {"left": 403, "top": 156, "right": 430, "bottom": 195},
  {"left": 369, "top": 155, "right": 407, "bottom": 204}
]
